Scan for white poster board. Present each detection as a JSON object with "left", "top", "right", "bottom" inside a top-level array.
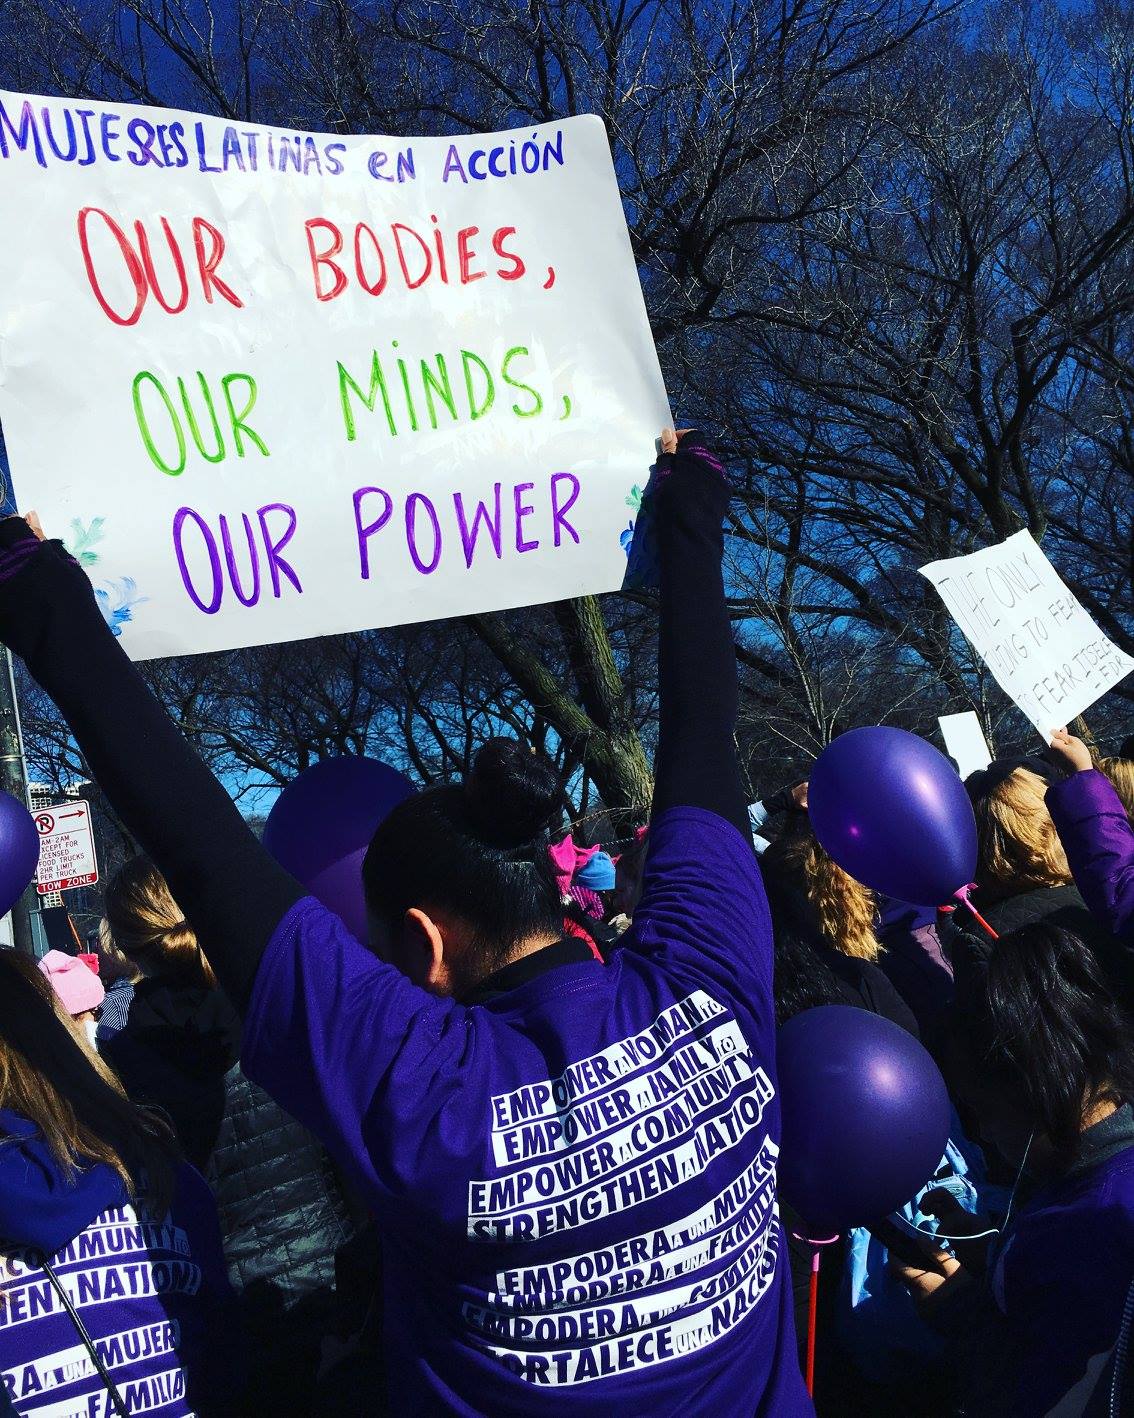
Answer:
[
  {"left": 0, "top": 91, "right": 670, "bottom": 659},
  {"left": 938, "top": 712, "right": 992, "bottom": 779},
  {"left": 34, "top": 801, "right": 99, "bottom": 894},
  {"left": 921, "top": 530, "right": 1134, "bottom": 737}
]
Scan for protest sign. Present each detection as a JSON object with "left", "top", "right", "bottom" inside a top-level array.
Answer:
[
  {"left": 937, "top": 712, "right": 992, "bottom": 779},
  {"left": 920, "top": 530, "right": 1134, "bottom": 737},
  {"left": 0, "top": 92, "right": 670, "bottom": 659}
]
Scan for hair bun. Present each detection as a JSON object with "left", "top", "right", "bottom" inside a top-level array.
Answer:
[{"left": 465, "top": 738, "right": 564, "bottom": 848}]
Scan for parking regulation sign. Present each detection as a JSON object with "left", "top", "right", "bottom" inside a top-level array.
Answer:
[{"left": 35, "top": 803, "right": 99, "bottom": 895}]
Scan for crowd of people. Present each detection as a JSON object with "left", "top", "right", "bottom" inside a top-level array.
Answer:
[{"left": 0, "top": 429, "right": 1132, "bottom": 1416}]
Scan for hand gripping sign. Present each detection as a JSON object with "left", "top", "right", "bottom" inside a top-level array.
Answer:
[{"left": 0, "top": 92, "right": 671, "bottom": 659}]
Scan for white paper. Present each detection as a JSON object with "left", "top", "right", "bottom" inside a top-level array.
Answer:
[
  {"left": 938, "top": 712, "right": 992, "bottom": 779},
  {"left": 0, "top": 92, "right": 671, "bottom": 659},
  {"left": 920, "top": 530, "right": 1134, "bottom": 737}
]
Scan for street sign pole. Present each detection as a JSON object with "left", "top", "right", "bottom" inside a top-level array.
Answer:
[{"left": 0, "top": 647, "right": 35, "bottom": 953}]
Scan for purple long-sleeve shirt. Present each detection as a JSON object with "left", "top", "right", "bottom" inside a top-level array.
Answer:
[
  {"left": 0, "top": 438, "right": 811, "bottom": 1414},
  {"left": 242, "top": 808, "right": 812, "bottom": 1415},
  {"left": 1047, "top": 770, "right": 1134, "bottom": 946},
  {"left": 975, "top": 1114, "right": 1134, "bottom": 1415}
]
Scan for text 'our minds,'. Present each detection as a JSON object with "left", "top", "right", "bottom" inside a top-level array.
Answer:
[{"left": 70, "top": 185, "right": 582, "bottom": 621}]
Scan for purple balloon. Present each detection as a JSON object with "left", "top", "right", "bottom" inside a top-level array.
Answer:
[
  {"left": 263, "top": 757, "right": 415, "bottom": 945},
  {"left": 0, "top": 789, "right": 39, "bottom": 917},
  {"left": 809, "top": 726, "right": 977, "bottom": 906},
  {"left": 777, "top": 1005, "right": 951, "bottom": 1235}
]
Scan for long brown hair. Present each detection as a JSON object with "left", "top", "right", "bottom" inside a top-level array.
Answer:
[
  {"left": 0, "top": 952, "right": 178, "bottom": 1215},
  {"left": 105, "top": 855, "right": 215, "bottom": 989},
  {"left": 765, "top": 817, "right": 882, "bottom": 961}
]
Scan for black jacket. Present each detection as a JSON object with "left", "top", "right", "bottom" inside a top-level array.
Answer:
[
  {"left": 102, "top": 977, "right": 240, "bottom": 1168},
  {"left": 971, "top": 881, "right": 1109, "bottom": 940},
  {"left": 206, "top": 1066, "right": 356, "bottom": 1307},
  {"left": 105, "top": 978, "right": 357, "bottom": 1309},
  {"left": 206, "top": 1067, "right": 361, "bottom": 1416},
  {"left": 950, "top": 881, "right": 1133, "bottom": 1010},
  {"left": 825, "top": 951, "right": 920, "bottom": 1037},
  {"left": 761, "top": 863, "right": 921, "bottom": 1036}
]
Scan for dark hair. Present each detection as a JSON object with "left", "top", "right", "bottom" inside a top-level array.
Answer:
[
  {"left": 771, "top": 928, "right": 846, "bottom": 1027},
  {"left": 1120, "top": 734, "right": 1134, "bottom": 762},
  {"left": 966, "top": 923, "right": 1134, "bottom": 1163},
  {"left": 0, "top": 951, "right": 179, "bottom": 1215},
  {"left": 363, "top": 738, "right": 565, "bottom": 973}
]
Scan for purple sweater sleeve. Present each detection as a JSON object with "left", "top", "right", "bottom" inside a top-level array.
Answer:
[{"left": 1047, "top": 770, "right": 1134, "bottom": 945}]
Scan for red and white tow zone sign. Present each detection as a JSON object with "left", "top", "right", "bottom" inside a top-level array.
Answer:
[{"left": 35, "top": 803, "right": 99, "bottom": 894}]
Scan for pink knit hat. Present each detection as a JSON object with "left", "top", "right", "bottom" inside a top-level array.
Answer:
[
  {"left": 547, "top": 836, "right": 601, "bottom": 898},
  {"left": 38, "top": 949, "right": 105, "bottom": 1016}
]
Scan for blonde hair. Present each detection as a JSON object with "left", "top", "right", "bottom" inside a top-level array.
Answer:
[
  {"left": 974, "top": 768, "right": 1071, "bottom": 893},
  {"left": 105, "top": 856, "right": 215, "bottom": 990},
  {"left": 769, "top": 821, "right": 882, "bottom": 962},
  {"left": 1100, "top": 758, "right": 1134, "bottom": 820},
  {"left": 0, "top": 952, "right": 176, "bottom": 1214}
]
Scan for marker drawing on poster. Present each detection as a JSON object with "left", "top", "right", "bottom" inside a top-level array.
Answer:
[
  {"left": 921, "top": 531, "right": 1134, "bottom": 738},
  {"left": 0, "top": 91, "right": 671, "bottom": 659}
]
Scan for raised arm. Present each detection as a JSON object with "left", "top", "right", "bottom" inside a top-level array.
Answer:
[
  {"left": 0, "top": 521, "right": 302, "bottom": 1010},
  {"left": 627, "top": 431, "right": 772, "bottom": 996},
  {"left": 650, "top": 429, "right": 749, "bottom": 839},
  {"left": 1046, "top": 733, "right": 1134, "bottom": 947}
]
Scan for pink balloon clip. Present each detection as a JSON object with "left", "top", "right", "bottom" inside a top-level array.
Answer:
[{"left": 953, "top": 882, "right": 999, "bottom": 940}]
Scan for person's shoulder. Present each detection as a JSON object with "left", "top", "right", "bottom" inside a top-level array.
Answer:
[
  {"left": 1021, "top": 1148, "right": 1134, "bottom": 1234},
  {"left": 1035, "top": 886, "right": 1124, "bottom": 952},
  {"left": 1097, "top": 1144, "right": 1134, "bottom": 1188},
  {"left": 651, "top": 804, "right": 755, "bottom": 844},
  {"left": 829, "top": 953, "right": 897, "bottom": 999},
  {"left": 987, "top": 884, "right": 1081, "bottom": 932},
  {"left": 248, "top": 894, "right": 384, "bottom": 1006},
  {"left": 826, "top": 952, "right": 919, "bottom": 1033},
  {"left": 1006, "top": 1165, "right": 1134, "bottom": 1310},
  {"left": 264, "top": 892, "right": 356, "bottom": 955}
]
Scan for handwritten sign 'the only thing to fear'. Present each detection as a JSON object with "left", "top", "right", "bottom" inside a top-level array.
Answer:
[
  {"left": 921, "top": 530, "right": 1134, "bottom": 738},
  {"left": 0, "top": 92, "right": 671, "bottom": 659}
]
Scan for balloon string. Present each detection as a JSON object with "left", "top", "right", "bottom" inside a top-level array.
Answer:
[
  {"left": 791, "top": 1232, "right": 839, "bottom": 1396},
  {"left": 953, "top": 883, "right": 999, "bottom": 940},
  {"left": 806, "top": 1247, "right": 820, "bottom": 1395}
]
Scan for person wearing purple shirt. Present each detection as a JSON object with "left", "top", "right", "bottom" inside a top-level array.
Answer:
[
  {"left": 894, "top": 922, "right": 1134, "bottom": 1414},
  {"left": 0, "top": 950, "right": 239, "bottom": 1418},
  {"left": 0, "top": 431, "right": 811, "bottom": 1415},
  {"left": 1046, "top": 729, "right": 1134, "bottom": 947}
]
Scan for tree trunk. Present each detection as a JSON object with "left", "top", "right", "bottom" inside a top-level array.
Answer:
[{"left": 470, "top": 597, "right": 653, "bottom": 816}]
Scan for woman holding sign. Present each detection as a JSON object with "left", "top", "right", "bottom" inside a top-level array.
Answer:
[{"left": 0, "top": 432, "right": 812, "bottom": 1415}]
